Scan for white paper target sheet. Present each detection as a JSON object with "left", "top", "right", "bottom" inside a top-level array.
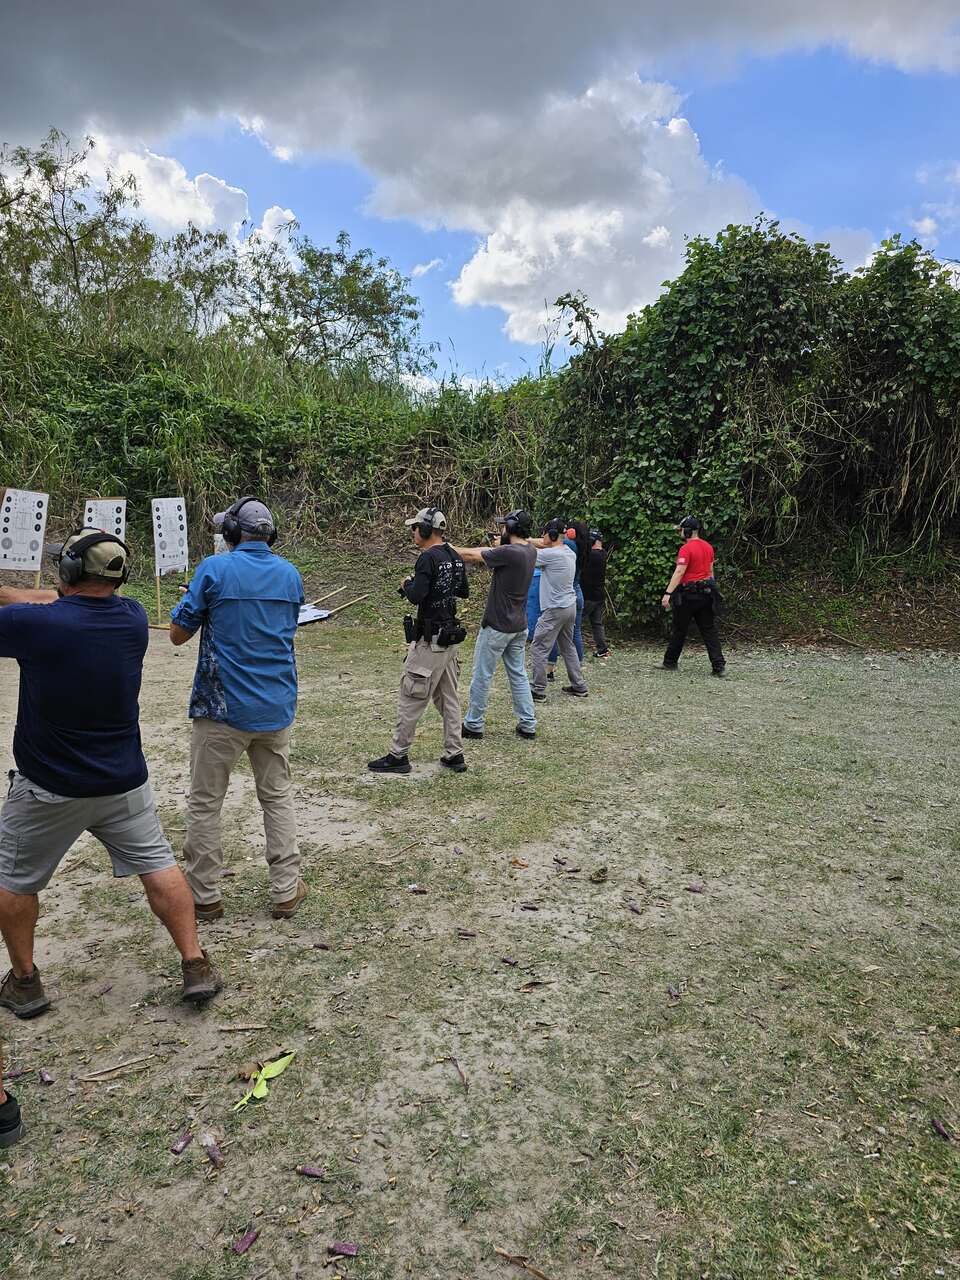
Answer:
[
  {"left": 151, "top": 497, "right": 189, "bottom": 576},
  {"left": 0, "top": 488, "right": 49, "bottom": 571},
  {"left": 84, "top": 498, "right": 127, "bottom": 541}
]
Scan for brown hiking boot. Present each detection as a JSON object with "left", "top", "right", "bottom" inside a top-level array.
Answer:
[
  {"left": 181, "top": 951, "right": 223, "bottom": 1004},
  {"left": 0, "top": 968, "right": 51, "bottom": 1020},
  {"left": 194, "top": 899, "right": 224, "bottom": 922},
  {"left": 271, "top": 879, "right": 308, "bottom": 920}
]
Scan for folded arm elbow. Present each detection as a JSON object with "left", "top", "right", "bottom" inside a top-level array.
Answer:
[{"left": 169, "top": 621, "right": 195, "bottom": 646}]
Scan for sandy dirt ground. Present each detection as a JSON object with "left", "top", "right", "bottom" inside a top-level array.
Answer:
[{"left": 1, "top": 626, "right": 958, "bottom": 1280}]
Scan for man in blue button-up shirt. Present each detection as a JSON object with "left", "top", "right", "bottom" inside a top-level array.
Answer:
[{"left": 170, "top": 499, "right": 307, "bottom": 921}]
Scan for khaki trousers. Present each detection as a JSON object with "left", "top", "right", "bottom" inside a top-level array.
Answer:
[
  {"left": 183, "top": 717, "right": 300, "bottom": 906},
  {"left": 389, "top": 639, "right": 463, "bottom": 759}
]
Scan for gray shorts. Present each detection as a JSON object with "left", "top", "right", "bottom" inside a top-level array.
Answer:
[{"left": 0, "top": 771, "right": 176, "bottom": 895}]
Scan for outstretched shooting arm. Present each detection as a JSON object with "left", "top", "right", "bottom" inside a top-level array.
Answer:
[
  {"left": 169, "top": 561, "right": 213, "bottom": 644},
  {"left": 451, "top": 546, "right": 488, "bottom": 565},
  {"left": 0, "top": 586, "right": 58, "bottom": 606}
]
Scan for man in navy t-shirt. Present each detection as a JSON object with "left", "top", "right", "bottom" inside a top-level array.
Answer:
[
  {"left": 0, "top": 530, "right": 221, "bottom": 1022},
  {"left": 170, "top": 498, "right": 306, "bottom": 921}
]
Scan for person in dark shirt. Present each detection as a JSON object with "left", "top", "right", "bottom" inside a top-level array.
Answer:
[
  {"left": 368, "top": 507, "right": 469, "bottom": 775},
  {"left": 581, "top": 528, "right": 611, "bottom": 659},
  {"left": 453, "top": 509, "right": 538, "bottom": 741},
  {"left": 0, "top": 530, "right": 221, "bottom": 1022}
]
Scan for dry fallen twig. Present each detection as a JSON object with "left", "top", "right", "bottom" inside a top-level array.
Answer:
[
  {"left": 78, "top": 1053, "right": 156, "bottom": 1082},
  {"left": 494, "top": 1246, "right": 554, "bottom": 1280},
  {"left": 441, "top": 1056, "right": 469, "bottom": 1093}
]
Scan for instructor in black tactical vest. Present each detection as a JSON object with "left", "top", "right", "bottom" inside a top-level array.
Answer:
[{"left": 368, "top": 506, "right": 470, "bottom": 775}]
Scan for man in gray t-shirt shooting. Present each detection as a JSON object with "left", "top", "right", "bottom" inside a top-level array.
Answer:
[
  {"left": 453, "top": 510, "right": 539, "bottom": 740},
  {"left": 528, "top": 518, "right": 588, "bottom": 701}
]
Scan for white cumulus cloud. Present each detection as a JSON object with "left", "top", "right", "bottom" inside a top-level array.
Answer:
[
  {"left": 87, "top": 139, "right": 250, "bottom": 237},
  {"left": 4, "top": 3, "right": 955, "bottom": 345},
  {"left": 411, "top": 257, "right": 443, "bottom": 278}
]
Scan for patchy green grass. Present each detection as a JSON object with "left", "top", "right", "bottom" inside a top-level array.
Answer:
[{"left": 1, "top": 562, "right": 958, "bottom": 1279}]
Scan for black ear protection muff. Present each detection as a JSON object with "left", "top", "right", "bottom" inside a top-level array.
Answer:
[
  {"left": 57, "top": 530, "right": 131, "bottom": 586},
  {"left": 417, "top": 506, "right": 439, "bottom": 539},
  {"left": 221, "top": 496, "right": 277, "bottom": 547},
  {"left": 497, "top": 509, "right": 533, "bottom": 543},
  {"left": 543, "top": 516, "right": 565, "bottom": 541},
  {"left": 679, "top": 515, "right": 701, "bottom": 535}
]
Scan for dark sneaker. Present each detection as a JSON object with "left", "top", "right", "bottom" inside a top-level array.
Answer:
[
  {"left": 596, "top": 649, "right": 611, "bottom": 659},
  {"left": 440, "top": 753, "right": 468, "bottom": 773},
  {"left": 712, "top": 666, "right": 727, "bottom": 679},
  {"left": 462, "top": 725, "right": 484, "bottom": 740},
  {"left": 0, "top": 1093, "right": 24, "bottom": 1148},
  {"left": 194, "top": 899, "right": 224, "bottom": 922},
  {"left": 532, "top": 691, "right": 547, "bottom": 702},
  {"left": 515, "top": 727, "right": 537, "bottom": 740},
  {"left": 368, "top": 752, "right": 412, "bottom": 775},
  {"left": 561, "top": 686, "right": 588, "bottom": 698},
  {"left": 660, "top": 663, "right": 678, "bottom": 671},
  {"left": 546, "top": 671, "right": 556, "bottom": 682},
  {"left": 272, "top": 879, "right": 309, "bottom": 919},
  {"left": 181, "top": 950, "right": 222, "bottom": 1004},
  {"left": 0, "top": 968, "right": 51, "bottom": 1020}
]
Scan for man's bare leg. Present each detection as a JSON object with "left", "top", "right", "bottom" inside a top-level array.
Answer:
[
  {"left": 0, "top": 888, "right": 39, "bottom": 977},
  {"left": 140, "top": 868, "right": 204, "bottom": 962}
]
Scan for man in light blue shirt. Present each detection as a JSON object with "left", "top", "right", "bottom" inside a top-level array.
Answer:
[{"left": 170, "top": 498, "right": 307, "bottom": 921}]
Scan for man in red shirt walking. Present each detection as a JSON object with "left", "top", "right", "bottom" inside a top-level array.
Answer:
[{"left": 660, "top": 516, "right": 726, "bottom": 676}]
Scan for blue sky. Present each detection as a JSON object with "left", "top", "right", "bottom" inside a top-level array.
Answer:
[
  {"left": 160, "top": 48, "right": 959, "bottom": 382},
  {"left": 5, "top": 6, "right": 959, "bottom": 384},
  {"left": 169, "top": 128, "right": 518, "bottom": 382}
]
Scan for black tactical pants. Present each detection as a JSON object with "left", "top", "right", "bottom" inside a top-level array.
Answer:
[
  {"left": 663, "top": 590, "right": 725, "bottom": 671},
  {"left": 583, "top": 597, "right": 609, "bottom": 655}
]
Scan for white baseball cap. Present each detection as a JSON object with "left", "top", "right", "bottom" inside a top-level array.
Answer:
[{"left": 404, "top": 507, "right": 447, "bottom": 531}]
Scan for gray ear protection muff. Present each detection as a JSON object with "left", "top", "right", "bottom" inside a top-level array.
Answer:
[
  {"left": 57, "top": 530, "right": 131, "bottom": 586},
  {"left": 221, "top": 496, "right": 277, "bottom": 547},
  {"left": 417, "top": 507, "right": 440, "bottom": 539}
]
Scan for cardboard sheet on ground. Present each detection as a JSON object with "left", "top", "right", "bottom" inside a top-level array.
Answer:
[
  {"left": 151, "top": 497, "right": 189, "bottom": 577},
  {"left": 297, "top": 604, "right": 332, "bottom": 626},
  {"left": 83, "top": 497, "right": 127, "bottom": 541},
  {"left": 0, "top": 488, "right": 49, "bottom": 571},
  {"left": 233, "top": 1049, "right": 296, "bottom": 1111}
]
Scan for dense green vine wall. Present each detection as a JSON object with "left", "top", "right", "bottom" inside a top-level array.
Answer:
[{"left": 543, "top": 220, "right": 960, "bottom": 618}]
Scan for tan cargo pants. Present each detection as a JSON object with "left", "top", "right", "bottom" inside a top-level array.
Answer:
[
  {"left": 389, "top": 639, "right": 463, "bottom": 759},
  {"left": 183, "top": 717, "right": 300, "bottom": 906}
]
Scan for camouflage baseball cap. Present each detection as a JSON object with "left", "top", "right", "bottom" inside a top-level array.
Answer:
[{"left": 52, "top": 529, "right": 131, "bottom": 580}]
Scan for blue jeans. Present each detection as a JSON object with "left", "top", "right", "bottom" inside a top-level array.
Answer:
[
  {"left": 549, "top": 583, "right": 584, "bottom": 663},
  {"left": 464, "top": 626, "right": 538, "bottom": 734},
  {"left": 526, "top": 573, "right": 541, "bottom": 641}
]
